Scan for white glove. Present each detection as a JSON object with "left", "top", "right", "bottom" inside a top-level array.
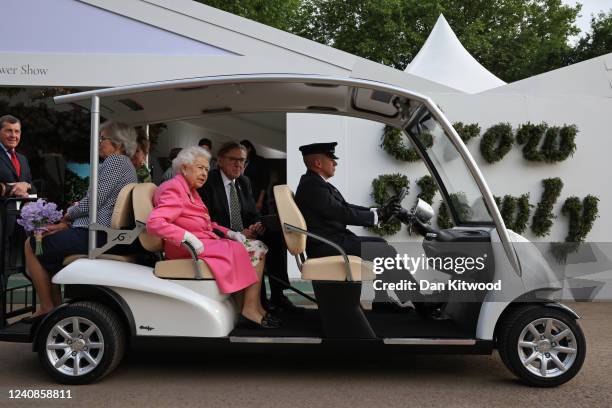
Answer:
[
  {"left": 182, "top": 231, "right": 204, "bottom": 255},
  {"left": 226, "top": 230, "right": 247, "bottom": 243}
]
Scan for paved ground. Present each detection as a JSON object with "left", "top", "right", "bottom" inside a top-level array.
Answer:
[{"left": 1, "top": 302, "right": 610, "bottom": 408}]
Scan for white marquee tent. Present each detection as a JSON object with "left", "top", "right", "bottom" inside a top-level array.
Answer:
[{"left": 405, "top": 15, "right": 506, "bottom": 93}]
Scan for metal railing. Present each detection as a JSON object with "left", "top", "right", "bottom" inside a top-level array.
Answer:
[{"left": 0, "top": 197, "right": 38, "bottom": 328}]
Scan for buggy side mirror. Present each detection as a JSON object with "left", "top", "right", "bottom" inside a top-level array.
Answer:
[{"left": 414, "top": 198, "right": 434, "bottom": 223}]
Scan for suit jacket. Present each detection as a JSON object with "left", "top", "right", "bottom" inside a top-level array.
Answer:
[
  {"left": 198, "top": 168, "right": 262, "bottom": 230},
  {"left": 0, "top": 148, "right": 34, "bottom": 238},
  {"left": 0, "top": 148, "right": 34, "bottom": 193},
  {"left": 294, "top": 170, "right": 375, "bottom": 252}
]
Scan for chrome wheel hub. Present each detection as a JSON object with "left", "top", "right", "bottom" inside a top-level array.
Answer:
[
  {"left": 517, "top": 317, "right": 577, "bottom": 378},
  {"left": 535, "top": 339, "right": 552, "bottom": 353},
  {"left": 70, "top": 339, "right": 87, "bottom": 352},
  {"left": 46, "top": 317, "right": 105, "bottom": 377}
]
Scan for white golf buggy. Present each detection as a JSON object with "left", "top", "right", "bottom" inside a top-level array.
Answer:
[{"left": 0, "top": 74, "right": 585, "bottom": 387}]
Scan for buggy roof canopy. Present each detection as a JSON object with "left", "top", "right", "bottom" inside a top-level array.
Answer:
[{"left": 54, "top": 74, "right": 429, "bottom": 128}]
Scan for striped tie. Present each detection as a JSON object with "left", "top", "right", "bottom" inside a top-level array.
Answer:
[{"left": 229, "top": 181, "right": 243, "bottom": 231}]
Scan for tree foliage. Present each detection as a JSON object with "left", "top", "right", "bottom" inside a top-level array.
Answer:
[
  {"left": 571, "top": 10, "right": 612, "bottom": 63},
  {"left": 195, "top": 1, "right": 612, "bottom": 83},
  {"left": 194, "top": 0, "right": 301, "bottom": 31},
  {"left": 294, "top": 0, "right": 583, "bottom": 82},
  {"left": 0, "top": 98, "right": 91, "bottom": 162}
]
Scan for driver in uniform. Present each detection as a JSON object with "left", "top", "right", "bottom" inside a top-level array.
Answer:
[{"left": 294, "top": 142, "right": 424, "bottom": 312}]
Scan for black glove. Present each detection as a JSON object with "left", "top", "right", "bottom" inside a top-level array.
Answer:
[
  {"left": 396, "top": 207, "right": 413, "bottom": 224},
  {"left": 377, "top": 200, "right": 402, "bottom": 224}
]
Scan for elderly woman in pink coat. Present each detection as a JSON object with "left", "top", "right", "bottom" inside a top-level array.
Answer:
[{"left": 147, "top": 146, "right": 279, "bottom": 329}]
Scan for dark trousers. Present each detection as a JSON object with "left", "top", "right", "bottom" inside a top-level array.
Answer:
[
  {"left": 308, "top": 234, "right": 420, "bottom": 304},
  {"left": 31, "top": 228, "right": 144, "bottom": 275},
  {"left": 1, "top": 204, "right": 24, "bottom": 270},
  {"left": 260, "top": 230, "right": 289, "bottom": 303}
]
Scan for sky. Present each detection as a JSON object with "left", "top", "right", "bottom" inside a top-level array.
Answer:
[{"left": 562, "top": 0, "right": 611, "bottom": 40}]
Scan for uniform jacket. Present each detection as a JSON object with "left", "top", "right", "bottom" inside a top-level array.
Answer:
[
  {"left": 294, "top": 169, "right": 375, "bottom": 251},
  {"left": 197, "top": 168, "right": 261, "bottom": 230}
]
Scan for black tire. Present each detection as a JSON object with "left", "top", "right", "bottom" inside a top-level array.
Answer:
[
  {"left": 498, "top": 305, "right": 586, "bottom": 387},
  {"left": 496, "top": 304, "right": 540, "bottom": 377},
  {"left": 37, "top": 301, "right": 126, "bottom": 385}
]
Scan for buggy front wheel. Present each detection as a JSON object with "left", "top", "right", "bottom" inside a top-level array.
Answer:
[{"left": 498, "top": 305, "right": 586, "bottom": 387}]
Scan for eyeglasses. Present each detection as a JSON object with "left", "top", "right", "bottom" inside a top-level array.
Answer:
[
  {"left": 223, "top": 156, "right": 246, "bottom": 165},
  {"left": 99, "top": 135, "right": 111, "bottom": 144}
]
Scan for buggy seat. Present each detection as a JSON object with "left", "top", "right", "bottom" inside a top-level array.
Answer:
[
  {"left": 63, "top": 182, "right": 215, "bottom": 280},
  {"left": 63, "top": 183, "right": 140, "bottom": 265},
  {"left": 273, "top": 184, "right": 372, "bottom": 281},
  {"left": 273, "top": 184, "right": 376, "bottom": 338},
  {"left": 132, "top": 183, "right": 215, "bottom": 280}
]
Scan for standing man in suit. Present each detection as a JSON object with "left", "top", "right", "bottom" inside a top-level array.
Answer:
[
  {"left": 240, "top": 139, "right": 269, "bottom": 212},
  {"left": 198, "top": 141, "right": 297, "bottom": 311},
  {"left": 294, "top": 142, "right": 426, "bottom": 313},
  {"left": 0, "top": 115, "right": 35, "bottom": 267},
  {"left": 0, "top": 115, "right": 34, "bottom": 197}
]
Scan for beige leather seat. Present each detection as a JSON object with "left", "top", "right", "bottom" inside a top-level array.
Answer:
[
  {"left": 132, "top": 183, "right": 215, "bottom": 280},
  {"left": 63, "top": 183, "right": 138, "bottom": 266},
  {"left": 63, "top": 253, "right": 137, "bottom": 266},
  {"left": 273, "top": 185, "right": 372, "bottom": 281},
  {"left": 301, "top": 255, "right": 371, "bottom": 281}
]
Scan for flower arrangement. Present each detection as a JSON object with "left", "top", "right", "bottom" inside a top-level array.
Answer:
[{"left": 17, "top": 199, "right": 63, "bottom": 255}]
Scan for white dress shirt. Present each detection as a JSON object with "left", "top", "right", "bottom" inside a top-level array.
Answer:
[{"left": 220, "top": 170, "right": 236, "bottom": 211}]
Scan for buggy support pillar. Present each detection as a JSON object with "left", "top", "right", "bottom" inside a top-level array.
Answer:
[
  {"left": 144, "top": 124, "right": 149, "bottom": 167},
  {"left": 88, "top": 95, "right": 100, "bottom": 259},
  {"left": 426, "top": 100, "right": 522, "bottom": 276}
]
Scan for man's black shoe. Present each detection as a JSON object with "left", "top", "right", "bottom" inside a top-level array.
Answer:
[
  {"left": 414, "top": 302, "right": 446, "bottom": 319},
  {"left": 268, "top": 296, "right": 305, "bottom": 313},
  {"left": 371, "top": 301, "right": 413, "bottom": 313}
]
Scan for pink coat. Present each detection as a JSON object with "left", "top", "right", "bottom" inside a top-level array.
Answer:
[{"left": 146, "top": 175, "right": 258, "bottom": 294}]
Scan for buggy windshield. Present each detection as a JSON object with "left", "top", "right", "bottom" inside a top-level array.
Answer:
[{"left": 405, "top": 110, "right": 494, "bottom": 225}]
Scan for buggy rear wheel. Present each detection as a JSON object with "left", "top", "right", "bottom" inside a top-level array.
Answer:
[{"left": 37, "top": 301, "right": 126, "bottom": 384}]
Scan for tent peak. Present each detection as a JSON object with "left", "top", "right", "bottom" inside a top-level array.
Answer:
[{"left": 405, "top": 14, "right": 506, "bottom": 94}]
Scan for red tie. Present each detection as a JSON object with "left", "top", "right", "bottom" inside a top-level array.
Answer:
[{"left": 10, "top": 150, "right": 21, "bottom": 177}]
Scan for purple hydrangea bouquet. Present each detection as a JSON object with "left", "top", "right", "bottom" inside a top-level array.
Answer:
[{"left": 17, "top": 199, "right": 64, "bottom": 255}]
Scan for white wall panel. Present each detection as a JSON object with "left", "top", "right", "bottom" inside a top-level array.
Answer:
[{"left": 0, "top": 0, "right": 232, "bottom": 55}]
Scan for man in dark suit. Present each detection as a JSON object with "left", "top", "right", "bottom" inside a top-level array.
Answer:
[
  {"left": 294, "top": 142, "right": 424, "bottom": 312},
  {"left": 198, "top": 141, "right": 296, "bottom": 311},
  {"left": 0, "top": 114, "right": 35, "bottom": 269},
  {"left": 240, "top": 139, "right": 269, "bottom": 212},
  {"left": 0, "top": 115, "right": 34, "bottom": 197}
]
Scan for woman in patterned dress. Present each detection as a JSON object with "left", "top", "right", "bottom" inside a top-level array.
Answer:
[{"left": 23, "top": 122, "right": 140, "bottom": 322}]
